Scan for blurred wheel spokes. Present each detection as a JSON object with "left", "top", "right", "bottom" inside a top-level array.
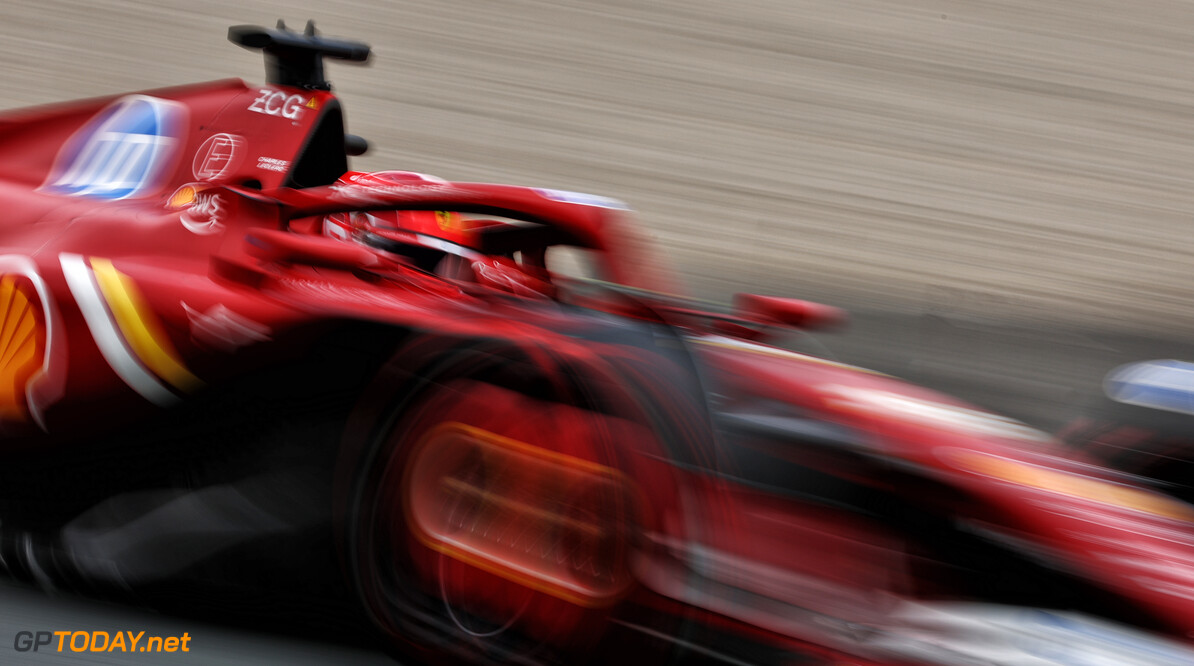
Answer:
[{"left": 405, "top": 421, "right": 635, "bottom": 607}]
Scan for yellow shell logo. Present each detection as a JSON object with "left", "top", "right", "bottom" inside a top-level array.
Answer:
[
  {"left": 167, "top": 184, "right": 198, "bottom": 209},
  {"left": 0, "top": 275, "right": 46, "bottom": 422}
]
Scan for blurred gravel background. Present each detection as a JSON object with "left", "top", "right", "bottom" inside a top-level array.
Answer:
[{"left": 2, "top": 0, "right": 1190, "bottom": 335}]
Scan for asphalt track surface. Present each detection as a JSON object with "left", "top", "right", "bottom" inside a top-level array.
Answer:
[{"left": 0, "top": 0, "right": 1191, "bottom": 663}]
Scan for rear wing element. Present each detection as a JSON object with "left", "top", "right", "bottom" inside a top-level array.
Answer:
[{"left": 228, "top": 21, "right": 370, "bottom": 91}]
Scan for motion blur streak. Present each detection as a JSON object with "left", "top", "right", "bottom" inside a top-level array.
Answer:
[{"left": 1, "top": 1, "right": 1193, "bottom": 665}]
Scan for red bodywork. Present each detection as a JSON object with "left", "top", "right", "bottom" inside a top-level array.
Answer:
[{"left": 2, "top": 25, "right": 1194, "bottom": 666}]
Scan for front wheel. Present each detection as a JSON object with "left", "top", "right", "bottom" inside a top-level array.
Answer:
[{"left": 341, "top": 348, "right": 687, "bottom": 664}]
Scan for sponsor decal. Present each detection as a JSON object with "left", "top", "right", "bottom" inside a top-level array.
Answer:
[
  {"left": 276, "top": 276, "right": 409, "bottom": 310},
  {"left": 329, "top": 181, "right": 474, "bottom": 205},
  {"left": 43, "top": 95, "right": 185, "bottom": 200},
  {"left": 248, "top": 88, "right": 309, "bottom": 120},
  {"left": 534, "top": 188, "right": 630, "bottom": 210},
  {"left": 341, "top": 170, "right": 449, "bottom": 186},
  {"left": 191, "top": 133, "right": 244, "bottom": 181},
  {"left": 0, "top": 274, "right": 47, "bottom": 424},
  {"left": 435, "top": 210, "right": 461, "bottom": 232},
  {"left": 168, "top": 183, "right": 226, "bottom": 235},
  {"left": 14, "top": 630, "right": 190, "bottom": 653},
  {"left": 255, "top": 156, "right": 290, "bottom": 173},
  {"left": 181, "top": 302, "right": 271, "bottom": 352},
  {"left": 940, "top": 448, "right": 1194, "bottom": 522},
  {"left": 0, "top": 256, "right": 66, "bottom": 432}
]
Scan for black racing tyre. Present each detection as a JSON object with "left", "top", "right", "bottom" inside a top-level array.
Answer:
[{"left": 338, "top": 341, "right": 706, "bottom": 664}]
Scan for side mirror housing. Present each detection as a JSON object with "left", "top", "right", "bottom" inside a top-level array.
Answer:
[{"left": 732, "top": 293, "right": 847, "bottom": 331}]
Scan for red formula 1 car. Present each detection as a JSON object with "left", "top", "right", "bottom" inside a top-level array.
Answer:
[{"left": 2, "top": 22, "right": 1194, "bottom": 665}]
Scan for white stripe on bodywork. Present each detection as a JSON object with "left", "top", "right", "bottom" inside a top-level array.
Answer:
[{"left": 60, "top": 253, "right": 177, "bottom": 407}]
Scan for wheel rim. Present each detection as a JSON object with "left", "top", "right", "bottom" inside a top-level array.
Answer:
[{"left": 359, "top": 377, "right": 645, "bottom": 656}]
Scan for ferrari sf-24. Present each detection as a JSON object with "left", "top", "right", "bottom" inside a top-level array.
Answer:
[{"left": 0, "top": 22, "right": 1191, "bottom": 666}]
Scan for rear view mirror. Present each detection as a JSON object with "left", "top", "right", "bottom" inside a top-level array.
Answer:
[{"left": 732, "top": 293, "right": 847, "bottom": 331}]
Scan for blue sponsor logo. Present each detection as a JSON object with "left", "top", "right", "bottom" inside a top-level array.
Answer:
[{"left": 44, "top": 95, "right": 184, "bottom": 200}]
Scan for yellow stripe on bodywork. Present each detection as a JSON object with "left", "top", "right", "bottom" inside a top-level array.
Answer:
[{"left": 89, "top": 258, "right": 203, "bottom": 393}]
